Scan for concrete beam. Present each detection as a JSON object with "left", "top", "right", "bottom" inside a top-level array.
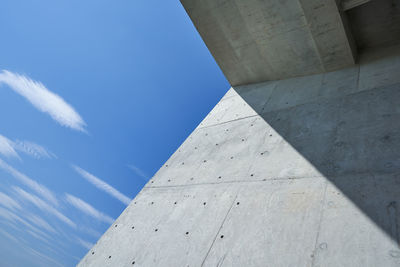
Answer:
[
  {"left": 180, "top": 0, "right": 356, "bottom": 86},
  {"left": 341, "top": 0, "right": 371, "bottom": 11}
]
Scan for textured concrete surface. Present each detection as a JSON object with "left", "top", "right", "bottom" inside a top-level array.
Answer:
[
  {"left": 347, "top": 0, "right": 400, "bottom": 50},
  {"left": 341, "top": 0, "right": 371, "bottom": 11},
  {"left": 180, "top": 0, "right": 356, "bottom": 86},
  {"left": 79, "top": 45, "right": 400, "bottom": 267}
]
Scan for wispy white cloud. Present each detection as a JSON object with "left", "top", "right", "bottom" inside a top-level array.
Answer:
[
  {"left": 65, "top": 194, "right": 114, "bottom": 224},
  {"left": 13, "top": 140, "right": 56, "bottom": 159},
  {"left": 76, "top": 237, "right": 94, "bottom": 251},
  {"left": 128, "top": 164, "right": 148, "bottom": 180},
  {"left": 0, "top": 191, "right": 22, "bottom": 210},
  {"left": 0, "top": 228, "right": 21, "bottom": 244},
  {"left": 25, "top": 214, "right": 57, "bottom": 234},
  {"left": 0, "top": 133, "right": 55, "bottom": 160},
  {"left": 0, "top": 70, "right": 86, "bottom": 132},
  {"left": 13, "top": 187, "right": 76, "bottom": 228},
  {"left": 0, "top": 227, "right": 62, "bottom": 267},
  {"left": 0, "top": 206, "right": 52, "bottom": 241},
  {"left": 0, "top": 159, "right": 58, "bottom": 205},
  {"left": 25, "top": 246, "right": 64, "bottom": 267},
  {"left": 0, "top": 206, "right": 26, "bottom": 225},
  {"left": 0, "top": 135, "right": 20, "bottom": 159},
  {"left": 79, "top": 226, "right": 102, "bottom": 238},
  {"left": 26, "top": 230, "right": 52, "bottom": 246},
  {"left": 72, "top": 165, "right": 131, "bottom": 205}
]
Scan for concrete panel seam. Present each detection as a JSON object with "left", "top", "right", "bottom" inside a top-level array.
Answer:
[
  {"left": 201, "top": 193, "right": 239, "bottom": 267},
  {"left": 311, "top": 180, "right": 329, "bottom": 267},
  {"left": 260, "top": 78, "right": 400, "bottom": 115},
  {"left": 198, "top": 70, "right": 400, "bottom": 131},
  {"left": 257, "top": 81, "right": 279, "bottom": 114},
  {"left": 197, "top": 114, "right": 259, "bottom": 130},
  {"left": 145, "top": 176, "right": 324, "bottom": 189},
  {"left": 356, "top": 64, "right": 361, "bottom": 91},
  {"left": 297, "top": 0, "right": 326, "bottom": 72}
]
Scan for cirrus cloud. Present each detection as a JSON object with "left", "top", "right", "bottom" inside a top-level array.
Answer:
[
  {"left": 0, "top": 135, "right": 20, "bottom": 159},
  {"left": 13, "top": 140, "right": 56, "bottom": 160},
  {"left": 0, "top": 70, "right": 86, "bottom": 132},
  {"left": 65, "top": 194, "right": 114, "bottom": 224},
  {"left": 72, "top": 165, "right": 131, "bottom": 205},
  {"left": 0, "top": 133, "right": 55, "bottom": 160},
  {"left": 13, "top": 187, "right": 76, "bottom": 228},
  {"left": 0, "top": 159, "right": 59, "bottom": 205}
]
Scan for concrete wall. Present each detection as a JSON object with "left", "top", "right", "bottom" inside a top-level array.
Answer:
[{"left": 78, "top": 45, "right": 400, "bottom": 266}]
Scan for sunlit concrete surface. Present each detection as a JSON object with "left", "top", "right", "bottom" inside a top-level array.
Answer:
[{"left": 78, "top": 44, "right": 400, "bottom": 267}]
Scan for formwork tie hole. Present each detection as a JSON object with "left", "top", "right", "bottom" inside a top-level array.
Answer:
[
  {"left": 203, "top": 202, "right": 207, "bottom": 205},
  {"left": 220, "top": 235, "right": 224, "bottom": 239}
]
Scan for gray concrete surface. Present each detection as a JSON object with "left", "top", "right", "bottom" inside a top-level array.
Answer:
[
  {"left": 347, "top": 0, "right": 400, "bottom": 50},
  {"left": 341, "top": 0, "right": 371, "bottom": 11},
  {"left": 78, "top": 44, "right": 400, "bottom": 267},
  {"left": 180, "top": 0, "right": 356, "bottom": 86}
]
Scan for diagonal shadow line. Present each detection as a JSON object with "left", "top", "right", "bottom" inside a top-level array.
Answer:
[{"left": 233, "top": 47, "right": 400, "bottom": 246}]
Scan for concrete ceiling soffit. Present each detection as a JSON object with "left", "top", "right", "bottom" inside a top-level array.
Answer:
[{"left": 180, "top": 0, "right": 357, "bottom": 86}]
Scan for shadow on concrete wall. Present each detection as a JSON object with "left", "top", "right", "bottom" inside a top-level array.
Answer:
[{"left": 235, "top": 50, "right": 400, "bottom": 246}]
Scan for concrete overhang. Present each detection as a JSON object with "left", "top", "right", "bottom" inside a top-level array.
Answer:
[{"left": 180, "top": 0, "right": 357, "bottom": 86}]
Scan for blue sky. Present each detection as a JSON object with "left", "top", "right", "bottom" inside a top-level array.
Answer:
[{"left": 0, "top": 1, "right": 228, "bottom": 266}]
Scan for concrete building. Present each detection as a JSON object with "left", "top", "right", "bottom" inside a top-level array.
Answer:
[{"left": 79, "top": 0, "right": 400, "bottom": 266}]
